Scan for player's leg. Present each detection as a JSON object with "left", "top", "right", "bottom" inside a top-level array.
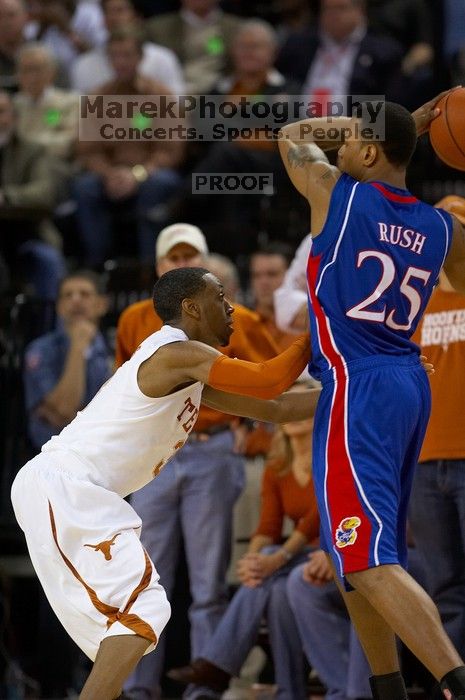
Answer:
[
  {"left": 346, "top": 564, "right": 464, "bottom": 681},
  {"left": 80, "top": 635, "right": 151, "bottom": 700}
]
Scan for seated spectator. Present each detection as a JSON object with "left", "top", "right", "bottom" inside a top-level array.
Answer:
[
  {"left": 176, "top": 20, "right": 301, "bottom": 256},
  {"left": 25, "top": 0, "right": 107, "bottom": 81},
  {"left": 0, "top": 89, "right": 65, "bottom": 299},
  {"left": 286, "top": 552, "right": 372, "bottom": 700},
  {"left": 274, "top": 232, "right": 311, "bottom": 334},
  {"left": 167, "top": 384, "right": 320, "bottom": 700},
  {"left": 0, "top": 0, "right": 29, "bottom": 92},
  {"left": 277, "top": 0, "right": 403, "bottom": 108},
  {"left": 23, "top": 269, "right": 111, "bottom": 451},
  {"left": 72, "top": 26, "right": 184, "bottom": 265},
  {"left": 71, "top": 0, "right": 185, "bottom": 95},
  {"left": 14, "top": 43, "right": 78, "bottom": 164},
  {"left": 145, "top": 0, "right": 243, "bottom": 94}
]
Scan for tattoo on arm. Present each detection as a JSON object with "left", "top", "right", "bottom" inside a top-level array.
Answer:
[{"left": 287, "top": 144, "right": 329, "bottom": 168}]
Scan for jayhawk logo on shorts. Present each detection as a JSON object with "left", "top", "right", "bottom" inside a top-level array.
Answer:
[{"left": 335, "top": 517, "right": 361, "bottom": 548}]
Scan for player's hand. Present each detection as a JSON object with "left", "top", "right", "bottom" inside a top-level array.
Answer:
[
  {"left": 412, "top": 87, "right": 462, "bottom": 136},
  {"left": 420, "top": 355, "right": 434, "bottom": 375},
  {"left": 302, "top": 549, "right": 333, "bottom": 586}
]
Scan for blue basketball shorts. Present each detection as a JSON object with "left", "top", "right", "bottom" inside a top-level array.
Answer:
[{"left": 312, "top": 354, "right": 431, "bottom": 584}]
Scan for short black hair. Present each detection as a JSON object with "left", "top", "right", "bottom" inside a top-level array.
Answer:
[
  {"left": 361, "top": 101, "right": 417, "bottom": 168},
  {"left": 153, "top": 267, "right": 210, "bottom": 323},
  {"left": 58, "top": 269, "right": 105, "bottom": 296}
]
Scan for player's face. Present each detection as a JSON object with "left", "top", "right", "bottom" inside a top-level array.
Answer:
[
  {"left": 337, "top": 131, "right": 363, "bottom": 179},
  {"left": 199, "top": 274, "right": 234, "bottom": 347}
]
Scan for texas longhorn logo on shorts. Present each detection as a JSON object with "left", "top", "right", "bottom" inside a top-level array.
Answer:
[
  {"left": 84, "top": 533, "right": 121, "bottom": 560},
  {"left": 335, "top": 517, "right": 362, "bottom": 549}
]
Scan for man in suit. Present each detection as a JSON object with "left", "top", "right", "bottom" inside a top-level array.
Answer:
[
  {"left": 277, "top": 0, "right": 404, "bottom": 108},
  {"left": 145, "top": 0, "right": 242, "bottom": 93}
]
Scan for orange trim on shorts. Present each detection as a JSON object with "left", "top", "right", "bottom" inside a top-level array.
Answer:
[{"left": 48, "top": 501, "right": 157, "bottom": 645}]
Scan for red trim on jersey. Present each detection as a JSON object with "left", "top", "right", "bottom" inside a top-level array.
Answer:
[
  {"left": 371, "top": 182, "right": 418, "bottom": 204},
  {"left": 307, "top": 253, "right": 372, "bottom": 573}
]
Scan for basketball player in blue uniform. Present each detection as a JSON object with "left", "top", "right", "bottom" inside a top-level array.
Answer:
[{"left": 278, "top": 94, "right": 465, "bottom": 700}]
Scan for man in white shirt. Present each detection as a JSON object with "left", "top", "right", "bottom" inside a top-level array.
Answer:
[{"left": 71, "top": 0, "right": 184, "bottom": 95}]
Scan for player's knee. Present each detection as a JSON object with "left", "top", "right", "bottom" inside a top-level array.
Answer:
[{"left": 346, "top": 564, "right": 401, "bottom": 595}]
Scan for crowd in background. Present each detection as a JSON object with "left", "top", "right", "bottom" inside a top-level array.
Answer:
[{"left": 1, "top": 0, "right": 465, "bottom": 698}]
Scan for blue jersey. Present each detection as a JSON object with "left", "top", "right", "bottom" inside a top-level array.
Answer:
[{"left": 307, "top": 173, "right": 453, "bottom": 379}]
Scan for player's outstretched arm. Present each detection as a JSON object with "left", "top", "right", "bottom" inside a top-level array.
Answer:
[
  {"left": 139, "top": 335, "right": 311, "bottom": 400},
  {"left": 443, "top": 216, "right": 465, "bottom": 295},
  {"left": 201, "top": 385, "right": 321, "bottom": 424}
]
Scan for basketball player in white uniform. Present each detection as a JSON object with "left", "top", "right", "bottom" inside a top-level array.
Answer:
[{"left": 11, "top": 267, "right": 317, "bottom": 700}]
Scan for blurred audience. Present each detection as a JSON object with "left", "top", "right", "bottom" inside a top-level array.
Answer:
[
  {"left": 277, "top": 0, "right": 403, "bottom": 108},
  {"left": 23, "top": 270, "right": 110, "bottom": 473},
  {"left": 0, "top": 0, "right": 29, "bottom": 91},
  {"left": 409, "top": 197, "right": 465, "bottom": 692},
  {"left": 367, "top": 0, "right": 435, "bottom": 108},
  {"left": 71, "top": 0, "right": 184, "bottom": 95},
  {"left": 0, "top": 89, "right": 65, "bottom": 300},
  {"left": 205, "top": 251, "right": 241, "bottom": 300},
  {"left": 25, "top": 0, "right": 107, "bottom": 80},
  {"left": 168, "top": 386, "right": 319, "bottom": 700},
  {"left": 145, "top": 0, "right": 243, "bottom": 94},
  {"left": 177, "top": 19, "right": 300, "bottom": 256},
  {"left": 72, "top": 26, "right": 184, "bottom": 265},
  {"left": 287, "top": 552, "right": 371, "bottom": 700},
  {"left": 442, "top": 0, "right": 465, "bottom": 85},
  {"left": 274, "top": 233, "right": 311, "bottom": 334},
  {"left": 14, "top": 43, "right": 78, "bottom": 163}
]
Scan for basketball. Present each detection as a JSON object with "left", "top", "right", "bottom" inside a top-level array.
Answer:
[{"left": 430, "top": 88, "right": 465, "bottom": 171}]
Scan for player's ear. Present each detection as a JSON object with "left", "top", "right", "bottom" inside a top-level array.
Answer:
[
  {"left": 181, "top": 297, "right": 201, "bottom": 320},
  {"left": 362, "top": 143, "right": 377, "bottom": 167}
]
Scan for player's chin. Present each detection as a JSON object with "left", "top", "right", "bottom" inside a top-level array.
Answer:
[{"left": 219, "top": 325, "right": 233, "bottom": 346}]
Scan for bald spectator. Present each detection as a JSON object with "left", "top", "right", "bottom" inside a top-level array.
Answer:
[
  {"left": 71, "top": 0, "right": 184, "bottom": 95},
  {"left": 0, "top": 0, "right": 28, "bottom": 91},
  {"left": 146, "top": 0, "right": 243, "bottom": 94},
  {"left": 73, "top": 26, "right": 184, "bottom": 265},
  {"left": 14, "top": 43, "right": 78, "bottom": 162}
]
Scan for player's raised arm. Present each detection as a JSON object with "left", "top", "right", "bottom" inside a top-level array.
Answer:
[
  {"left": 278, "top": 119, "right": 343, "bottom": 234},
  {"left": 201, "top": 384, "right": 321, "bottom": 424}
]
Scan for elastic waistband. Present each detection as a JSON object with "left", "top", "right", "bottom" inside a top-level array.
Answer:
[{"left": 319, "top": 353, "right": 421, "bottom": 385}]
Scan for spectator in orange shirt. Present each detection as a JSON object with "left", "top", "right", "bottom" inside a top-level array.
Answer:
[
  {"left": 409, "top": 196, "right": 465, "bottom": 684},
  {"left": 119, "top": 223, "right": 284, "bottom": 700},
  {"left": 168, "top": 381, "right": 319, "bottom": 700}
]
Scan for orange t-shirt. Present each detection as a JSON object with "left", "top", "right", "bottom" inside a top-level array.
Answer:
[
  {"left": 115, "top": 299, "right": 281, "bottom": 431},
  {"left": 412, "top": 287, "right": 465, "bottom": 461},
  {"left": 253, "top": 466, "right": 319, "bottom": 543}
]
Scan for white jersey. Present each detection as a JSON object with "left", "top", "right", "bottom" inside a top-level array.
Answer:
[{"left": 42, "top": 325, "right": 203, "bottom": 497}]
